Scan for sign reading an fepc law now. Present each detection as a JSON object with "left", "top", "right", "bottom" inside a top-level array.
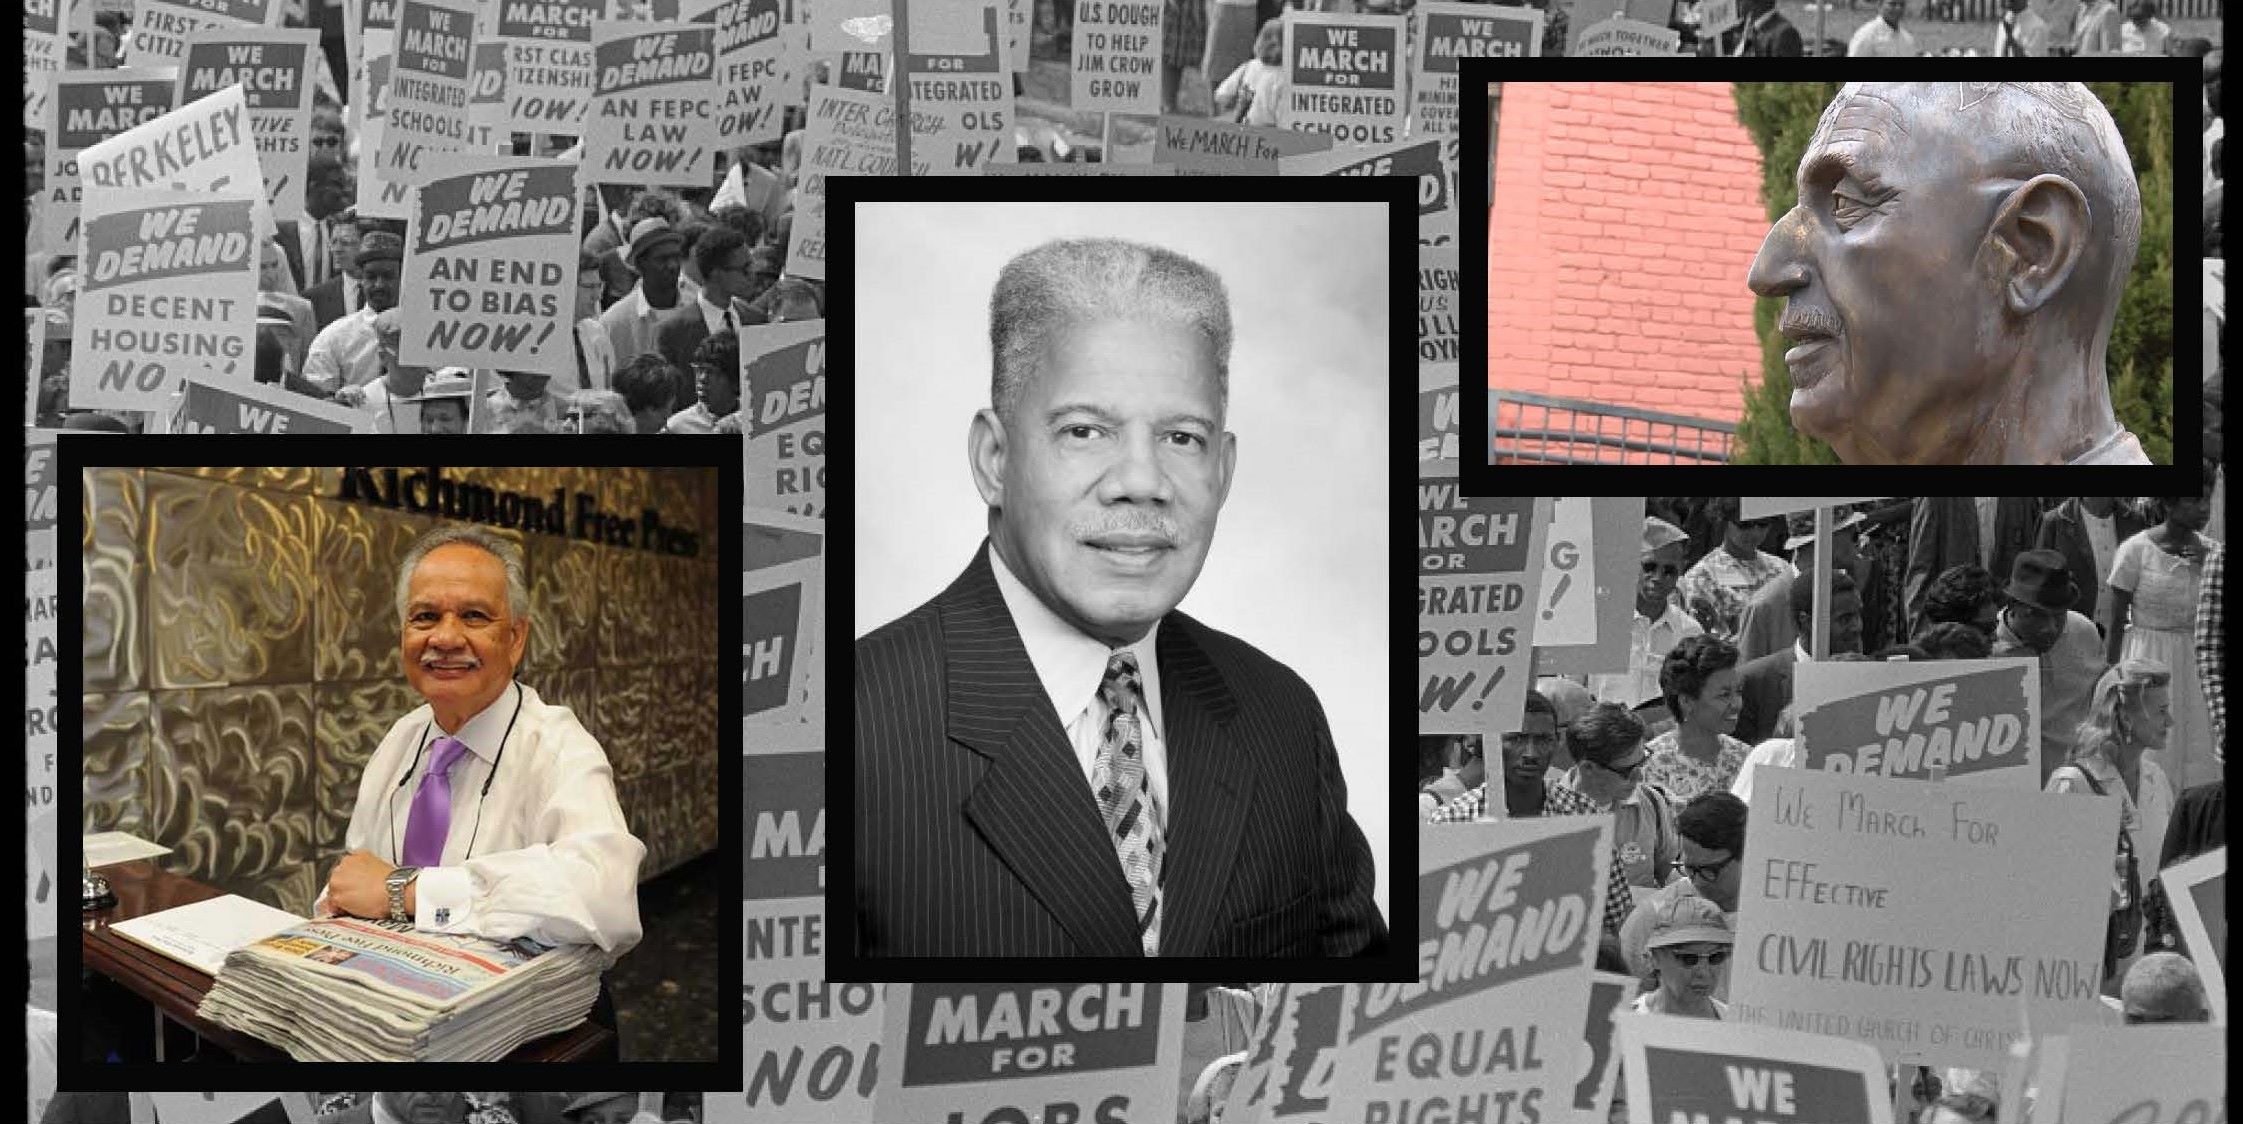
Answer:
[
  {"left": 1793, "top": 658, "right": 2041, "bottom": 787},
  {"left": 1617, "top": 1014, "right": 1891, "bottom": 1124},
  {"left": 1726, "top": 769, "right": 2115, "bottom": 1072},
  {"left": 875, "top": 983, "right": 1187, "bottom": 1124},
  {"left": 583, "top": 20, "right": 721, "bottom": 187},
  {"left": 1419, "top": 486, "right": 1545, "bottom": 736},
  {"left": 1326, "top": 818, "right": 1609, "bottom": 1124}
]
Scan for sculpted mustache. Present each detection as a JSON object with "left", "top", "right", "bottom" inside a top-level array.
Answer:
[{"left": 1780, "top": 305, "right": 1844, "bottom": 340}]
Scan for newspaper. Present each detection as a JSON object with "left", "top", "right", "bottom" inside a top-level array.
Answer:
[{"left": 196, "top": 918, "right": 601, "bottom": 1061}]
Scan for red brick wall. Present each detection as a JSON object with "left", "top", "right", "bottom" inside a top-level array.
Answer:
[{"left": 1488, "top": 82, "right": 1770, "bottom": 435}]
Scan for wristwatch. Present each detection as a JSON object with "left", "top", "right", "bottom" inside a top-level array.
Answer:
[{"left": 385, "top": 866, "right": 420, "bottom": 924}]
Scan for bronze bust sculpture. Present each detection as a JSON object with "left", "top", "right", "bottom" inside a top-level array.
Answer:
[{"left": 1747, "top": 82, "right": 2153, "bottom": 464}]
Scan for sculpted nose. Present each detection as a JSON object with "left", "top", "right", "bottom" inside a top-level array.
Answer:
[{"left": 1747, "top": 208, "right": 1811, "bottom": 299}]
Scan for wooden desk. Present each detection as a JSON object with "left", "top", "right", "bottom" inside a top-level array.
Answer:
[{"left": 80, "top": 859, "right": 613, "bottom": 1062}]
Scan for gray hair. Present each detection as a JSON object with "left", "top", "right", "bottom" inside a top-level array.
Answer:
[
  {"left": 988, "top": 238, "right": 1234, "bottom": 424},
  {"left": 394, "top": 524, "right": 530, "bottom": 625}
]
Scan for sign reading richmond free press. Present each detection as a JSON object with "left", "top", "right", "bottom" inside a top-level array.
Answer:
[{"left": 875, "top": 983, "right": 1188, "bottom": 1124}]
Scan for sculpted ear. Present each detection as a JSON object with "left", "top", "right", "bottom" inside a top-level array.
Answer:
[{"left": 1987, "top": 173, "right": 2090, "bottom": 316}]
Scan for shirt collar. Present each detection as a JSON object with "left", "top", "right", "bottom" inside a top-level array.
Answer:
[
  {"left": 422, "top": 681, "right": 521, "bottom": 766},
  {"left": 988, "top": 543, "right": 1164, "bottom": 734},
  {"left": 697, "top": 293, "right": 731, "bottom": 332},
  {"left": 624, "top": 283, "right": 665, "bottom": 321}
]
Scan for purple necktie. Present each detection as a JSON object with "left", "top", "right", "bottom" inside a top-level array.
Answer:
[{"left": 402, "top": 736, "right": 473, "bottom": 867}]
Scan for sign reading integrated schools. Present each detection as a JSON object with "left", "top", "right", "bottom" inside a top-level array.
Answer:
[
  {"left": 180, "top": 26, "right": 320, "bottom": 223},
  {"left": 1419, "top": 486, "right": 1547, "bottom": 736},
  {"left": 379, "top": 0, "right": 478, "bottom": 189},
  {"left": 1727, "top": 769, "right": 2115, "bottom": 1072},
  {"left": 875, "top": 983, "right": 1188, "bottom": 1124},
  {"left": 400, "top": 155, "right": 580, "bottom": 378},
  {"left": 1285, "top": 10, "right": 1407, "bottom": 147},
  {"left": 1325, "top": 818, "right": 1609, "bottom": 1124},
  {"left": 70, "top": 189, "right": 260, "bottom": 413},
  {"left": 1793, "top": 658, "right": 2042, "bottom": 787}
]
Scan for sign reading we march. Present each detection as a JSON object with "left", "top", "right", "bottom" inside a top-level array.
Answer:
[
  {"left": 1419, "top": 486, "right": 1546, "bottom": 736},
  {"left": 1617, "top": 1016, "right": 1891, "bottom": 1124}
]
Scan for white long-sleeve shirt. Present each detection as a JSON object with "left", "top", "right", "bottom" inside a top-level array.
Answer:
[{"left": 321, "top": 682, "right": 646, "bottom": 961}]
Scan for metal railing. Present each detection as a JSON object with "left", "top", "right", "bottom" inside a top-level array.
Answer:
[{"left": 1491, "top": 390, "right": 1737, "bottom": 465}]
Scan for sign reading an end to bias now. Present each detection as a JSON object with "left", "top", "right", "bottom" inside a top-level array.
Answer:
[
  {"left": 399, "top": 155, "right": 580, "bottom": 377},
  {"left": 583, "top": 21, "right": 721, "bottom": 187},
  {"left": 875, "top": 983, "right": 1188, "bottom": 1124},
  {"left": 1420, "top": 485, "right": 1547, "bottom": 736},
  {"left": 1794, "top": 658, "right": 2041, "bottom": 787}
]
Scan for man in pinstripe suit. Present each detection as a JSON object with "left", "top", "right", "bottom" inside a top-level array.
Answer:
[{"left": 853, "top": 237, "right": 1387, "bottom": 960}]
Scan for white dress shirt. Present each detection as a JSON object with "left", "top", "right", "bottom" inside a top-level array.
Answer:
[
  {"left": 1846, "top": 16, "right": 1917, "bottom": 56},
  {"left": 301, "top": 306, "right": 385, "bottom": 393},
  {"left": 987, "top": 543, "right": 1171, "bottom": 828},
  {"left": 1589, "top": 600, "right": 1703, "bottom": 709},
  {"left": 323, "top": 681, "right": 646, "bottom": 960}
]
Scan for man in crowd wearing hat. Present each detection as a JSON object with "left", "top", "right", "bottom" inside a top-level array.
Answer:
[
  {"left": 483, "top": 369, "right": 571, "bottom": 434},
  {"left": 1620, "top": 792, "right": 1747, "bottom": 995},
  {"left": 601, "top": 217, "right": 689, "bottom": 367},
  {"left": 1991, "top": 549, "right": 2108, "bottom": 785},
  {"left": 1588, "top": 517, "right": 1704, "bottom": 712},
  {"left": 405, "top": 370, "right": 474, "bottom": 434},
  {"left": 558, "top": 1093, "right": 644, "bottom": 1124},
  {"left": 1736, "top": 510, "right": 1870, "bottom": 665},
  {"left": 303, "top": 227, "right": 406, "bottom": 394},
  {"left": 1632, "top": 894, "right": 1734, "bottom": 1017},
  {"left": 660, "top": 330, "right": 739, "bottom": 434},
  {"left": 655, "top": 226, "right": 759, "bottom": 373}
]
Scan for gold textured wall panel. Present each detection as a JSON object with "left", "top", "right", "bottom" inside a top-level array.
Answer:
[{"left": 82, "top": 466, "right": 722, "bottom": 913}]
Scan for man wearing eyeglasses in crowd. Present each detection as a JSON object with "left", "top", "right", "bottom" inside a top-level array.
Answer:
[
  {"left": 1620, "top": 791, "right": 1747, "bottom": 1002},
  {"left": 1590, "top": 517, "right": 1704, "bottom": 715}
]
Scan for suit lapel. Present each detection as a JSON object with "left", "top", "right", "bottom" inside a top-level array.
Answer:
[
  {"left": 942, "top": 545, "right": 1143, "bottom": 957},
  {"left": 1146, "top": 613, "right": 1246, "bottom": 959}
]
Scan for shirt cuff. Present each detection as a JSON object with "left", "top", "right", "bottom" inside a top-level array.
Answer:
[{"left": 412, "top": 866, "right": 473, "bottom": 932}]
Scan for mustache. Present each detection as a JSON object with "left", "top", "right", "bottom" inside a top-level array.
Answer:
[
  {"left": 1778, "top": 304, "right": 1843, "bottom": 342},
  {"left": 420, "top": 653, "right": 481, "bottom": 668},
  {"left": 1077, "top": 518, "right": 1178, "bottom": 543}
]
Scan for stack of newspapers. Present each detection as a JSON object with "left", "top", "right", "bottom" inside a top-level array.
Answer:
[{"left": 196, "top": 917, "right": 602, "bottom": 1061}]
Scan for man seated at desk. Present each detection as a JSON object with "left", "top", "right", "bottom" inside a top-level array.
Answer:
[{"left": 315, "top": 525, "right": 645, "bottom": 1049}]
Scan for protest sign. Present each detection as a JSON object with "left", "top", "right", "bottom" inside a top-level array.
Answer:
[
  {"left": 1564, "top": 0, "right": 1671, "bottom": 47},
  {"left": 43, "top": 71, "right": 180, "bottom": 249},
  {"left": 465, "top": 40, "right": 509, "bottom": 150},
  {"left": 1325, "top": 818, "right": 1609, "bottom": 1124},
  {"left": 1574, "top": 15, "right": 1681, "bottom": 56},
  {"left": 745, "top": 555, "right": 821, "bottom": 735},
  {"left": 128, "top": 0, "right": 284, "bottom": 72},
  {"left": 697, "top": 0, "right": 790, "bottom": 147},
  {"left": 741, "top": 320, "right": 827, "bottom": 519},
  {"left": 1616, "top": 1015, "right": 1892, "bottom": 1124},
  {"left": 69, "top": 189, "right": 261, "bottom": 413},
  {"left": 1154, "top": 115, "right": 1333, "bottom": 175},
  {"left": 1532, "top": 497, "right": 1641, "bottom": 677},
  {"left": 583, "top": 21, "right": 722, "bottom": 186},
  {"left": 2056, "top": 1025, "right": 2223, "bottom": 1124},
  {"left": 1571, "top": 972, "right": 1635, "bottom": 1124},
  {"left": 398, "top": 155, "right": 580, "bottom": 377},
  {"left": 1411, "top": 1, "right": 1540, "bottom": 138},
  {"left": 180, "top": 27, "right": 319, "bottom": 223},
  {"left": 490, "top": 0, "right": 599, "bottom": 133},
  {"left": 787, "top": 85, "right": 934, "bottom": 280},
  {"left": 1421, "top": 205, "right": 1458, "bottom": 249},
  {"left": 27, "top": 564, "right": 60, "bottom": 945},
  {"left": 25, "top": 311, "right": 43, "bottom": 425},
  {"left": 1284, "top": 11, "right": 1407, "bottom": 147},
  {"left": 1741, "top": 497, "right": 1886, "bottom": 519},
  {"left": 76, "top": 83, "right": 273, "bottom": 246},
  {"left": 1419, "top": 362, "right": 1458, "bottom": 470},
  {"left": 983, "top": 162, "right": 1179, "bottom": 175},
  {"left": 904, "top": 3, "right": 1010, "bottom": 173},
  {"left": 876, "top": 983, "right": 1188, "bottom": 1124},
  {"left": 24, "top": 0, "right": 67, "bottom": 132},
  {"left": 1536, "top": 497, "right": 1598, "bottom": 647},
  {"left": 805, "top": 0, "right": 888, "bottom": 52},
  {"left": 1279, "top": 136, "right": 1451, "bottom": 215},
  {"left": 1698, "top": 0, "right": 1744, "bottom": 38},
  {"left": 140, "top": 1095, "right": 314, "bottom": 1124},
  {"left": 2157, "top": 847, "right": 2224, "bottom": 1021},
  {"left": 26, "top": 429, "right": 59, "bottom": 573},
  {"left": 376, "top": 0, "right": 478, "bottom": 191},
  {"left": 172, "top": 372, "right": 371, "bottom": 434},
  {"left": 832, "top": 50, "right": 891, "bottom": 93},
  {"left": 354, "top": 29, "right": 406, "bottom": 217},
  {"left": 746, "top": 751, "right": 824, "bottom": 894},
  {"left": 742, "top": 900, "right": 882, "bottom": 1124},
  {"left": 1418, "top": 241, "right": 1459, "bottom": 365},
  {"left": 1727, "top": 769, "right": 2118, "bottom": 1071},
  {"left": 1419, "top": 485, "right": 1546, "bottom": 736},
  {"left": 1793, "top": 658, "right": 2041, "bottom": 787},
  {"left": 1224, "top": 982, "right": 1346, "bottom": 1124},
  {"left": 1070, "top": 0, "right": 1163, "bottom": 116}
]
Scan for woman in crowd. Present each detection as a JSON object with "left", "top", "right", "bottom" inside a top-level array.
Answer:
[
  {"left": 2104, "top": 492, "right": 2219, "bottom": 791},
  {"left": 1631, "top": 895, "right": 1733, "bottom": 1018},
  {"left": 2046, "top": 659, "right": 2177, "bottom": 989},
  {"left": 1640, "top": 634, "right": 1751, "bottom": 801}
]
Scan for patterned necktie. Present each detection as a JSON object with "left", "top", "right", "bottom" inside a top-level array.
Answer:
[
  {"left": 401, "top": 736, "right": 473, "bottom": 867},
  {"left": 1094, "top": 651, "right": 1163, "bottom": 955}
]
